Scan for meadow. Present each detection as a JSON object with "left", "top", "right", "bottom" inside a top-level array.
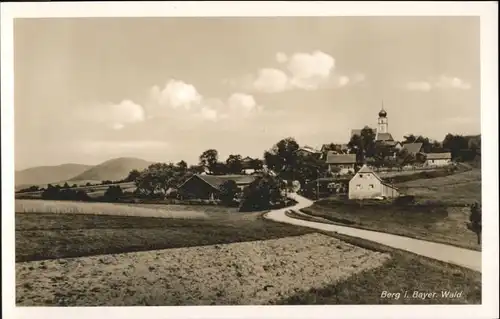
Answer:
[
  {"left": 16, "top": 233, "right": 390, "bottom": 306},
  {"left": 15, "top": 204, "right": 313, "bottom": 262},
  {"left": 275, "top": 225, "right": 481, "bottom": 305},
  {"left": 15, "top": 199, "right": 207, "bottom": 219},
  {"left": 396, "top": 168, "right": 481, "bottom": 205},
  {"left": 299, "top": 169, "right": 482, "bottom": 251}
]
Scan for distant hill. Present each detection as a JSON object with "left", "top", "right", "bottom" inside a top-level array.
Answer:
[
  {"left": 70, "top": 157, "right": 154, "bottom": 182},
  {"left": 15, "top": 163, "right": 93, "bottom": 187}
]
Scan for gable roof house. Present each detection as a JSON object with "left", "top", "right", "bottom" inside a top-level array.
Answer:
[
  {"left": 348, "top": 164, "right": 399, "bottom": 200},
  {"left": 296, "top": 146, "right": 322, "bottom": 158},
  {"left": 178, "top": 174, "right": 256, "bottom": 200},
  {"left": 402, "top": 142, "right": 424, "bottom": 155},
  {"left": 326, "top": 153, "right": 357, "bottom": 175}
]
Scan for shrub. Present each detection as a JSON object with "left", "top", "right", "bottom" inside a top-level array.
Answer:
[
  {"left": 218, "top": 180, "right": 239, "bottom": 206},
  {"left": 103, "top": 185, "right": 124, "bottom": 202},
  {"left": 393, "top": 195, "right": 416, "bottom": 206},
  {"left": 468, "top": 202, "right": 482, "bottom": 244},
  {"left": 239, "top": 174, "right": 283, "bottom": 212}
]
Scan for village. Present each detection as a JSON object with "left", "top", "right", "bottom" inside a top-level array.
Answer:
[{"left": 170, "top": 106, "right": 459, "bottom": 203}]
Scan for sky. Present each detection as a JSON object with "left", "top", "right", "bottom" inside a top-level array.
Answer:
[{"left": 14, "top": 17, "right": 481, "bottom": 170}]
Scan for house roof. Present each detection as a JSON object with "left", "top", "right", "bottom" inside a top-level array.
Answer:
[
  {"left": 376, "top": 132, "right": 394, "bottom": 142},
  {"left": 402, "top": 142, "right": 423, "bottom": 154},
  {"left": 297, "top": 146, "right": 321, "bottom": 154},
  {"left": 180, "top": 174, "right": 256, "bottom": 191},
  {"left": 326, "top": 152, "right": 356, "bottom": 164},
  {"left": 352, "top": 164, "right": 399, "bottom": 190},
  {"left": 357, "top": 164, "right": 374, "bottom": 174},
  {"left": 241, "top": 156, "right": 254, "bottom": 162},
  {"left": 425, "top": 152, "right": 452, "bottom": 160}
]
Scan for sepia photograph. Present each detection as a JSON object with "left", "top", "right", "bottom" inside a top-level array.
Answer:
[{"left": 1, "top": 2, "right": 498, "bottom": 319}]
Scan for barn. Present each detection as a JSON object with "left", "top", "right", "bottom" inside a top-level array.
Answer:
[
  {"left": 424, "top": 152, "right": 452, "bottom": 167},
  {"left": 348, "top": 165, "right": 399, "bottom": 200},
  {"left": 177, "top": 174, "right": 256, "bottom": 200}
]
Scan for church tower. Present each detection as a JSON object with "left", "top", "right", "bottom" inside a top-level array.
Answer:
[{"left": 377, "top": 101, "right": 388, "bottom": 134}]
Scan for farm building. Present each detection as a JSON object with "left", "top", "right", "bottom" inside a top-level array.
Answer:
[
  {"left": 177, "top": 174, "right": 256, "bottom": 200},
  {"left": 326, "top": 153, "right": 356, "bottom": 175},
  {"left": 424, "top": 152, "right": 452, "bottom": 167},
  {"left": 348, "top": 164, "right": 399, "bottom": 200},
  {"left": 402, "top": 142, "right": 424, "bottom": 155}
]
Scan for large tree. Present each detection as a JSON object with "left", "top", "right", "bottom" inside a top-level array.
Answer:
[
  {"left": 239, "top": 173, "right": 284, "bottom": 212},
  {"left": 125, "top": 169, "right": 141, "bottom": 183},
  {"left": 134, "top": 163, "right": 183, "bottom": 197},
  {"left": 442, "top": 134, "right": 469, "bottom": 160},
  {"left": 226, "top": 154, "right": 243, "bottom": 174},
  {"left": 264, "top": 137, "right": 300, "bottom": 179},
  {"left": 199, "top": 149, "right": 219, "bottom": 173},
  {"left": 348, "top": 127, "right": 376, "bottom": 163}
]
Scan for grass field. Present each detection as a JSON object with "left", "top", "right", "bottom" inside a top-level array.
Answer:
[
  {"left": 301, "top": 203, "right": 480, "bottom": 251},
  {"left": 396, "top": 169, "right": 481, "bottom": 205},
  {"left": 273, "top": 220, "right": 481, "bottom": 305},
  {"left": 15, "top": 207, "right": 314, "bottom": 262},
  {"left": 16, "top": 233, "right": 390, "bottom": 306},
  {"left": 15, "top": 181, "right": 137, "bottom": 199},
  {"left": 15, "top": 205, "right": 481, "bottom": 305},
  {"left": 15, "top": 199, "right": 208, "bottom": 219}
]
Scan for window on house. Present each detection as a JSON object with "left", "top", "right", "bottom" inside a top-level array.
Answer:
[
  {"left": 369, "top": 184, "right": 374, "bottom": 189},
  {"left": 359, "top": 174, "right": 363, "bottom": 178},
  {"left": 356, "top": 184, "right": 361, "bottom": 190}
]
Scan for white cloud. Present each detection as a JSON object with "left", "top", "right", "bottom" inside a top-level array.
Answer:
[
  {"left": 406, "top": 81, "right": 433, "bottom": 91},
  {"left": 252, "top": 68, "right": 289, "bottom": 93},
  {"left": 78, "top": 99, "right": 146, "bottom": 130},
  {"left": 199, "top": 106, "right": 218, "bottom": 121},
  {"left": 228, "top": 93, "right": 257, "bottom": 111},
  {"left": 150, "top": 79, "right": 202, "bottom": 109},
  {"left": 434, "top": 76, "right": 471, "bottom": 90},
  {"left": 232, "top": 51, "right": 360, "bottom": 93},
  {"left": 108, "top": 100, "right": 146, "bottom": 127},
  {"left": 276, "top": 52, "right": 288, "bottom": 64},
  {"left": 338, "top": 76, "right": 350, "bottom": 87},
  {"left": 405, "top": 76, "right": 471, "bottom": 91},
  {"left": 286, "top": 51, "right": 335, "bottom": 90},
  {"left": 112, "top": 123, "right": 125, "bottom": 130},
  {"left": 351, "top": 73, "right": 366, "bottom": 83}
]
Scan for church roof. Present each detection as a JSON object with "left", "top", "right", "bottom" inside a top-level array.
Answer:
[{"left": 376, "top": 132, "right": 394, "bottom": 142}]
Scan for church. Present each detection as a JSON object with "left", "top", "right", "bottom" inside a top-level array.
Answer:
[{"left": 350, "top": 104, "right": 400, "bottom": 148}]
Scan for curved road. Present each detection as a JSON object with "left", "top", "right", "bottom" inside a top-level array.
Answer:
[{"left": 265, "top": 193, "right": 481, "bottom": 272}]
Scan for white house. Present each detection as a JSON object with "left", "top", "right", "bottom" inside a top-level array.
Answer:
[
  {"left": 348, "top": 165, "right": 399, "bottom": 200},
  {"left": 424, "top": 152, "right": 452, "bottom": 167}
]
